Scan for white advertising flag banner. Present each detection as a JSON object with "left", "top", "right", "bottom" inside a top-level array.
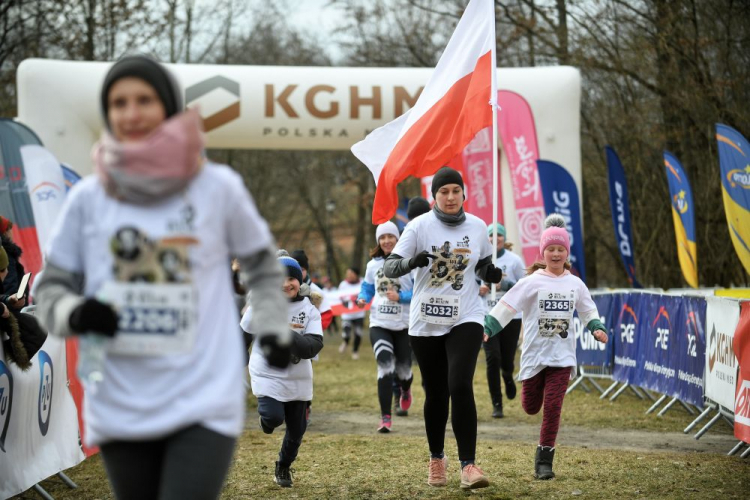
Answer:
[
  {"left": 704, "top": 296, "right": 740, "bottom": 410},
  {"left": 20, "top": 145, "right": 67, "bottom": 256},
  {"left": 0, "top": 334, "right": 84, "bottom": 498}
]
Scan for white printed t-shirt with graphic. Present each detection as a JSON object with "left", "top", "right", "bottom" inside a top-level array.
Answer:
[
  {"left": 484, "top": 249, "right": 526, "bottom": 319},
  {"left": 392, "top": 211, "right": 493, "bottom": 337},
  {"left": 363, "top": 257, "right": 413, "bottom": 331},
  {"left": 44, "top": 163, "right": 273, "bottom": 446},
  {"left": 242, "top": 297, "right": 322, "bottom": 402},
  {"left": 499, "top": 269, "right": 598, "bottom": 381},
  {"left": 338, "top": 279, "right": 365, "bottom": 321}
]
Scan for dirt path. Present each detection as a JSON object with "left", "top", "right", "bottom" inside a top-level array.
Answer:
[{"left": 295, "top": 410, "right": 739, "bottom": 455}]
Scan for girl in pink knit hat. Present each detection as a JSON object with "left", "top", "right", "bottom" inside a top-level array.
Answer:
[{"left": 484, "top": 214, "right": 608, "bottom": 480}]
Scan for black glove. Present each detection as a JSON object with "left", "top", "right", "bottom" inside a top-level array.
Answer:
[
  {"left": 69, "top": 298, "right": 119, "bottom": 337},
  {"left": 409, "top": 251, "right": 435, "bottom": 269},
  {"left": 259, "top": 335, "right": 291, "bottom": 369},
  {"left": 484, "top": 265, "right": 503, "bottom": 284}
]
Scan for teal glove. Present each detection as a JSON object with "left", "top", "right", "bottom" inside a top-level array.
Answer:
[
  {"left": 484, "top": 314, "right": 502, "bottom": 338},
  {"left": 586, "top": 319, "right": 607, "bottom": 335}
]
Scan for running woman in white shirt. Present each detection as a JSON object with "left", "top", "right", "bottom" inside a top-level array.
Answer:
[
  {"left": 242, "top": 254, "right": 323, "bottom": 488},
  {"left": 356, "top": 221, "right": 414, "bottom": 433},
  {"left": 34, "top": 55, "right": 290, "bottom": 500},
  {"left": 484, "top": 214, "right": 608, "bottom": 480},
  {"left": 479, "top": 223, "right": 525, "bottom": 418},
  {"left": 384, "top": 167, "right": 503, "bottom": 490},
  {"left": 337, "top": 267, "right": 365, "bottom": 359}
]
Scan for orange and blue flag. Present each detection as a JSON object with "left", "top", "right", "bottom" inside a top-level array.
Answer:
[
  {"left": 664, "top": 151, "right": 698, "bottom": 288},
  {"left": 715, "top": 124, "right": 750, "bottom": 276}
]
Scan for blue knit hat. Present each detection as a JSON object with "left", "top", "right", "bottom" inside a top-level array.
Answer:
[
  {"left": 487, "top": 223, "right": 506, "bottom": 238},
  {"left": 278, "top": 255, "right": 303, "bottom": 284}
]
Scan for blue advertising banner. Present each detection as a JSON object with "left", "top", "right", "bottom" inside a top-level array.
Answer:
[
  {"left": 612, "top": 293, "right": 643, "bottom": 383},
  {"left": 672, "top": 297, "right": 706, "bottom": 406},
  {"left": 574, "top": 294, "right": 616, "bottom": 366},
  {"left": 538, "top": 159, "right": 586, "bottom": 282},
  {"left": 636, "top": 295, "right": 682, "bottom": 395},
  {"left": 715, "top": 124, "right": 750, "bottom": 276},
  {"left": 606, "top": 146, "right": 641, "bottom": 288},
  {"left": 664, "top": 151, "right": 698, "bottom": 288}
]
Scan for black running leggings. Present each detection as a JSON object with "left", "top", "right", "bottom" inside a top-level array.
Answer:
[
  {"left": 100, "top": 424, "right": 236, "bottom": 500},
  {"left": 482, "top": 318, "right": 521, "bottom": 407},
  {"left": 410, "top": 322, "right": 483, "bottom": 462},
  {"left": 257, "top": 396, "right": 308, "bottom": 467},
  {"left": 370, "top": 326, "right": 413, "bottom": 416}
]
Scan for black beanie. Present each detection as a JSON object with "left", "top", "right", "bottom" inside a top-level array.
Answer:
[
  {"left": 430, "top": 167, "right": 464, "bottom": 198},
  {"left": 407, "top": 197, "right": 431, "bottom": 220},
  {"left": 290, "top": 249, "right": 310, "bottom": 271},
  {"left": 101, "top": 54, "right": 182, "bottom": 129}
]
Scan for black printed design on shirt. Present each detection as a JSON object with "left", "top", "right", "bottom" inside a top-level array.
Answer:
[{"left": 428, "top": 238, "right": 471, "bottom": 290}]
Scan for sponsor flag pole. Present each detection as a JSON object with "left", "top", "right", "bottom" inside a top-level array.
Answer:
[
  {"left": 715, "top": 124, "right": 750, "bottom": 277},
  {"left": 605, "top": 146, "right": 642, "bottom": 288},
  {"left": 663, "top": 151, "right": 698, "bottom": 288},
  {"left": 490, "top": 8, "right": 498, "bottom": 303}
]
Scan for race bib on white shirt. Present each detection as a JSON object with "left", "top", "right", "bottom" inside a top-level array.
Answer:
[
  {"left": 377, "top": 301, "right": 402, "bottom": 319},
  {"left": 419, "top": 294, "right": 460, "bottom": 325},
  {"left": 537, "top": 290, "right": 574, "bottom": 339},
  {"left": 102, "top": 281, "right": 198, "bottom": 356}
]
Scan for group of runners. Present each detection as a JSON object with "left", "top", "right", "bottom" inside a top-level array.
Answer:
[{"left": 32, "top": 55, "right": 609, "bottom": 498}]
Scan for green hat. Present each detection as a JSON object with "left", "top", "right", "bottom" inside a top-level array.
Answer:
[
  {"left": 0, "top": 246, "right": 8, "bottom": 270},
  {"left": 487, "top": 223, "right": 506, "bottom": 238}
]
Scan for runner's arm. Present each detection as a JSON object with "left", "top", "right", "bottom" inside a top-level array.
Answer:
[
  {"left": 237, "top": 249, "right": 290, "bottom": 346},
  {"left": 290, "top": 332, "right": 324, "bottom": 359},
  {"left": 33, "top": 262, "right": 86, "bottom": 337},
  {"left": 383, "top": 253, "right": 413, "bottom": 278}
]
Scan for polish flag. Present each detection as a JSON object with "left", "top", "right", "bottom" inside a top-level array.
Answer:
[{"left": 352, "top": 0, "right": 497, "bottom": 224}]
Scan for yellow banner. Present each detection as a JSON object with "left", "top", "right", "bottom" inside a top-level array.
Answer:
[{"left": 671, "top": 206, "right": 698, "bottom": 288}]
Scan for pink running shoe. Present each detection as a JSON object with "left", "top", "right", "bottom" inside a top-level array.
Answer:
[
  {"left": 427, "top": 456, "right": 448, "bottom": 487},
  {"left": 399, "top": 388, "right": 412, "bottom": 412},
  {"left": 377, "top": 415, "right": 392, "bottom": 433},
  {"left": 460, "top": 463, "right": 489, "bottom": 489}
]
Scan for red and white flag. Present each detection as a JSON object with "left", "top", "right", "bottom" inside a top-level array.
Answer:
[{"left": 352, "top": 0, "right": 497, "bottom": 224}]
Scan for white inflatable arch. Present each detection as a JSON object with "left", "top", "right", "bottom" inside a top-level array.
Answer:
[{"left": 16, "top": 59, "right": 581, "bottom": 244}]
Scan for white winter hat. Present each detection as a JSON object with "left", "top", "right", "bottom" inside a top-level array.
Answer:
[{"left": 376, "top": 221, "right": 400, "bottom": 242}]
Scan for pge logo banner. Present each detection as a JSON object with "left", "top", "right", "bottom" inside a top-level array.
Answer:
[
  {"left": 37, "top": 351, "right": 53, "bottom": 436},
  {"left": 0, "top": 361, "right": 13, "bottom": 452},
  {"left": 636, "top": 295, "right": 682, "bottom": 395},
  {"left": 673, "top": 297, "right": 706, "bottom": 407},
  {"left": 733, "top": 301, "right": 750, "bottom": 443},
  {"left": 715, "top": 124, "right": 750, "bottom": 276},
  {"left": 704, "top": 296, "right": 740, "bottom": 409},
  {"left": 185, "top": 76, "right": 240, "bottom": 132},
  {"left": 612, "top": 293, "right": 643, "bottom": 384},
  {"left": 574, "top": 293, "right": 617, "bottom": 366}
]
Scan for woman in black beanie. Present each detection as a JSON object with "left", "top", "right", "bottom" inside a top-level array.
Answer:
[
  {"left": 384, "top": 166, "right": 502, "bottom": 490},
  {"left": 34, "top": 54, "right": 290, "bottom": 500}
]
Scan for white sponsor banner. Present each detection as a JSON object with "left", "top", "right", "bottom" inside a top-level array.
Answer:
[
  {"left": 20, "top": 145, "right": 67, "bottom": 255},
  {"left": 704, "top": 296, "right": 740, "bottom": 409},
  {"left": 0, "top": 334, "right": 84, "bottom": 498}
]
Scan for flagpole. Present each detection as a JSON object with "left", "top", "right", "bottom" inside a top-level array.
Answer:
[{"left": 490, "top": 0, "right": 498, "bottom": 303}]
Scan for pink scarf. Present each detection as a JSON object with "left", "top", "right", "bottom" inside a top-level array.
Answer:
[{"left": 93, "top": 108, "right": 205, "bottom": 204}]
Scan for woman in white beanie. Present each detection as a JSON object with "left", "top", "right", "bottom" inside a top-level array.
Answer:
[{"left": 356, "top": 221, "right": 414, "bottom": 433}]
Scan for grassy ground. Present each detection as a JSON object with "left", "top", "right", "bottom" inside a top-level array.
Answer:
[{"left": 18, "top": 331, "right": 748, "bottom": 500}]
